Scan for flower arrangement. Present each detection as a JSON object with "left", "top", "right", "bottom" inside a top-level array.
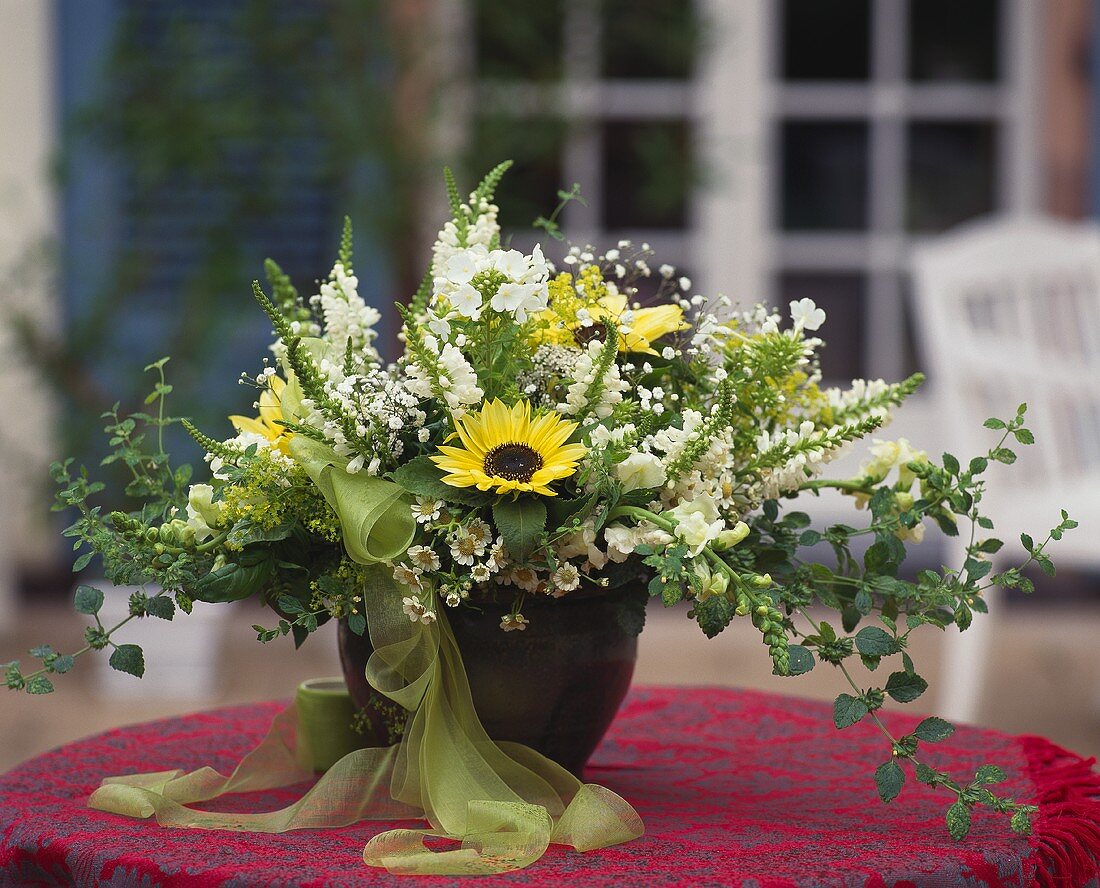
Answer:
[{"left": 5, "top": 161, "right": 1074, "bottom": 845}]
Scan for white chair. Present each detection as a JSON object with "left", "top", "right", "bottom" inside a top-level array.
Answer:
[{"left": 911, "top": 215, "right": 1100, "bottom": 724}]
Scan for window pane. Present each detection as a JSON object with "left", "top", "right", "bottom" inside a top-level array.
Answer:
[
  {"left": 781, "top": 121, "right": 869, "bottom": 231},
  {"left": 602, "top": 121, "right": 692, "bottom": 229},
  {"left": 781, "top": 0, "right": 870, "bottom": 81},
  {"left": 470, "top": 116, "right": 566, "bottom": 229},
  {"left": 906, "top": 122, "right": 997, "bottom": 231},
  {"left": 473, "top": 0, "right": 563, "bottom": 81},
  {"left": 899, "top": 277, "right": 923, "bottom": 379},
  {"left": 601, "top": 0, "right": 697, "bottom": 80},
  {"left": 909, "top": 0, "right": 1000, "bottom": 82},
  {"left": 778, "top": 272, "right": 867, "bottom": 380}
]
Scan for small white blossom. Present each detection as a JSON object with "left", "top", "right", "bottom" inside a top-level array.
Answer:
[
  {"left": 790, "top": 297, "right": 826, "bottom": 332},
  {"left": 550, "top": 562, "right": 581, "bottom": 595},
  {"left": 501, "top": 613, "right": 529, "bottom": 632},
  {"left": 393, "top": 564, "right": 423, "bottom": 588},
  {"left": 412, "top": 497, "right": 442, "bottom": 524},
  {"left": 407, "top": 545, "right": 441, "bottom": 572}
]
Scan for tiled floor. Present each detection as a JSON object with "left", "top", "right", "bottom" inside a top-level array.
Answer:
[{"left": 2, "top": 600, "right": 1099, "bottom": 773}]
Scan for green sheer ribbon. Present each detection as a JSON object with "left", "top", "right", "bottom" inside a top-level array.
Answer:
[{"left": 88, "top": 377, "right": 644, "bottom": 874}]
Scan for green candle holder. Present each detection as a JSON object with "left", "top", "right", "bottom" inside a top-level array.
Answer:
[{"left": 294, "top": 677, "right": 363, "bottom": 773}]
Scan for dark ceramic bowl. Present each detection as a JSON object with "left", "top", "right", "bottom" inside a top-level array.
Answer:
[{"left": 338, "top": 591, "right": 638, "bottom": 777}]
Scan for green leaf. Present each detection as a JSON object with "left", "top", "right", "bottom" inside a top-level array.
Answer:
[
  {"left": 492, "top": 497, "right": 547, "bottom": 562},
  {"left": 991, "top": 447, "right": 1016, "bottom": 465},
  {"left": 192, "top": 550, "right": 274, "bottom": 603},
  {"left": 277, "top": 594, "right": 305, "bottom": 615},
  {"left": 864, "top": 538, "right": 903, "bottom": 575},
  {"left": 969, "top": 457, "right": 989, "bottom": 475},
  {"left": 786, "top": 644, "right": 815, "bottom": 676},
  {"left": 109, "top": 644, "right": 145, "bottom": 678},
  {"left": 1019, "top": 532, "right": 1035, "bottom": 552},
  {"left": 885, "top": 670, "right": 928, "bottom": 703},
  {"left": 613, "top": 589, "right": 648, "bottom": 637},
  {"left": 73, "top": 552, "right": 94, "bottom": 572},
  {"left": 855, "top": 626, "right": 901, "bottom": 657},
  {"left": 946, "top": 801, "right": 972, "bottom": 840},
  {"left": 1013, "top": 428, "right": 1035, "bottom": 445},
  {"left": 347, "top": 613, "right": 367, "bottom": 636},
  {"left": 692, "top": 594, "right": 735, "bottom": 638},
  {"left": 875, "top": 760, "right": 905, "bottom": 802},
  {"left": 974, "top": 764, "right": 1006, "bottom": 785},
  {"left": 74, "top": 585, "right": 104, "bottom": 615},
  {"left": 913, "top": 716, "right": 955, "bottom": 742},
  {"left": 52, "top": 654, "right": 75, "bottom": 674},
  {"left": 1010, "top": 809, "right": 1032, "bottom": 835},
  {"left": 833, "top": 693, "right": 869, "bottom": 729},
  {"left": 26, "top": 675, "right": 55, "bottom": 695},
  {"left": 145, "top": 596, "right": 175, "bottom": 621},
  {"left": 915, "top": 762, "right": 939, "bottom": 785},
  {"left": 942, "top": 453, "right": 960, "bottom": 475},
  {"left": 391, "top": 456, "right": 485, "bottom": 505},
  {"left": 983, "top": 417, "right": 1006, "bottom": 430}
]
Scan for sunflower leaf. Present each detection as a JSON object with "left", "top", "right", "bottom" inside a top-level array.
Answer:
[
  {"left": 493, "top": 497, "right": 547, "bottom": 562},
  {"left": 391, "top": 456, "right": 486, "bottom": 506}
]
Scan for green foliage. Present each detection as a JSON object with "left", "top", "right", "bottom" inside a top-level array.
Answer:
[
  {"left": 946, "top": 801, "right": 972, "bottom": 840},
  {"left": 833, "top": 694, "right": 869, "bottom": 729},
  {"left": 390, "top": 456, "right": 487, "bottom": 506},
  {"left": 875, "top": 760, "right": 905, "bottom": 802},
  {"left": 492, "top": 497, "right": 547, "bottom": 563},
  {"left": 74, "top": 585, "right": 104, "bottom": 615},
  {"left": 884, "top": 670, "right": 927, "bottom": 703},
  {"left": 108, "top": 644, "right": 145, "bottom": 678}
]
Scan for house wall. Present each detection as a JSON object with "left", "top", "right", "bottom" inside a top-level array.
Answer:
[{"left": 0, "top": 0, "right": 59, "bottom": 621}]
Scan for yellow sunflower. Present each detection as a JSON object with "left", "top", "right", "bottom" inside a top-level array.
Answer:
[
  {"left": 430, "top": 400, "right": 586, "bottom": 497},
  {"left": 229, "top": 376, "right": 293, "bottom": 455}
]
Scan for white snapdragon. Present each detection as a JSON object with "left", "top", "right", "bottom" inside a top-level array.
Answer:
[
  {"left": 431, "top": 196, "right": 500, "bottom": 271},
  {"left": 615, "top": 452, "right": 667, "bottom": 492},
  {"left": 861, "top": 438, "right": 928, "bottom": 487},
  {"left": 185, "top": 483, "right": 224, "bottom": 541},
  {"left": 668, "top": 493, "right": 725, "bottom": 556},
  {"left": 562, "top": 341, "right": 628, "bottom": 419},
  {"left": 604, "top": 522, "right": 674, "bottom": 563},
  {"left": 556, "top": 518, "right": 607, "bottom": 570},
  {"left": 312, "top": 263, "right": 382, "bottom": 361}
]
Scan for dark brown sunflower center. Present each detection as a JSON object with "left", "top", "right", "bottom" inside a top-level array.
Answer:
[
  {"left": 483, "top": 442, "right": 544, "bottom": 482},
  {"left": 573, "top": 322, "right": 607, "bottom": 347}
]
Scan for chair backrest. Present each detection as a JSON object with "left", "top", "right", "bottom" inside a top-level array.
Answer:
[{"left": 911, "top": 215, "right": 1100, "bottom": 496}]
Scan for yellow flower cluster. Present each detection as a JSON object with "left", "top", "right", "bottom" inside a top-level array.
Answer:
[
  {"left": 220, "top": 453, "right": 341, "bottom": 546},
  {"left": 528, "top": 265, "right": 688, "bottom": 355}
]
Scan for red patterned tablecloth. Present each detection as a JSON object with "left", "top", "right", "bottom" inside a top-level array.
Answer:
[{"left": 2, "top": 686, "right": 1098, "bottom": 887}]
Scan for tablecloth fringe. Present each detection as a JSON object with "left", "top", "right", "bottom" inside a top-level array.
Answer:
[{"left": 1020, "top": 734, "right": 1100, "bottom": 888}]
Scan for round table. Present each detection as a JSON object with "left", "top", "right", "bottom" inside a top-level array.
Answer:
[{"left": 2, "top": 686, "right": 1098, "bottom": 887}]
